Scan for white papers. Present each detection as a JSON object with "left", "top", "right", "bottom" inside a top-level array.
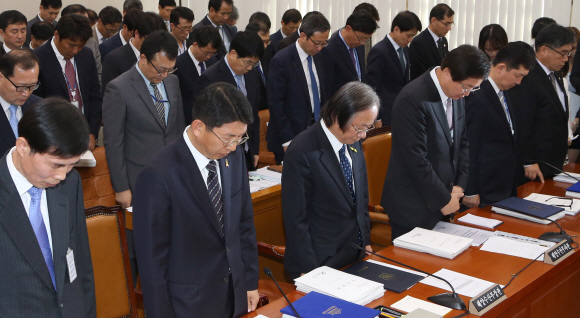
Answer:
[
  {"left": 366, "top": 259, "right": 428, "bottom": 278},
  {"left": 480, "top": 231, "right": 555, "bottom": 261},
  {"left": 432, "top": 221, "right": 494, "bottom": 246},
  {"left": 248, "top": 167, "right": 282, "bottom": 193},
  {"left": 458, "top": 213, "right": 503, "bottom": 228},
  {"left": 419, "top": 269, "right": 499, "bottom": 298},
  {"left": 491, "top": 207, "right": 565, "bottom": 225},
  {"left": 74, "top": 150, "right": 96, "bottom": 167},
  {"left": 525, "top": 193, "right": 580, "bottom": 216},
  {"left": 126, "top": 207, "right": 132, "bottom": 212},
  {"left": 255, "top": 315, "right": 270, "bottom": 318},
  {"left": 294, "top": 266, "right": 385, "bottom": 305},
  {"left": 553, "top": 172, "right": 580, "bottom": 184},
  {"left": 391, "top": 295, "right": 452, "bottom": 316},
  {"left": 393, "top": 228, "right": 473, "bottom": 259}
]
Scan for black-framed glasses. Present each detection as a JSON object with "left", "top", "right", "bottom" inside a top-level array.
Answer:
[
  {"left": 208, "top": 127, "right": 249, "bottom": 148},
  {"left": 307, "top": 36, "right": 329, "bottom": 48},
  {"left": 147, "top": 59, "right": 177, "bottom": 76},
  {"left": 237, "top": 56, "right": 259, "bottom": 68},
  {"left": 1, "top": 72, "right": 40, "bottom": 92},
  {"left": 545, "top": 197, "right": 574, "bottom": 209},
  {"left": 437, "top": 19, "right": 455, "bottom": 28},
  {"left": 104, "top": 26, "right": 119, "bottom": 35},
  {"left": 460, "top": 82, "right": 480, "bottom": 93},
  {"left": 547, "top": 46, "right": 572, "bottom": 58},
  {"left": 352, "top": 123, "right": 375, "bottom": 135},
  {"left": 200, "top": 48, "right": 218, "bottom": 57},
  {"left": 175, "top": 25, "right": 194, "bottom": 33}
]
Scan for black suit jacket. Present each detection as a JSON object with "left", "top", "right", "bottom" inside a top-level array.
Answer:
[
  {"left": 365, "top": 35, "right": 411, "bottom": 125},
  {"left": 196, "top": 58, "right": 261, "bottom": 162},
  {"left": 193, "top": 16, "right": 236, "bottom": 60},
  {"left": 282, "top": 121, "right": 369, "bottom": 275},
  {"left": 25, "top": 15, "right": 57, "bottom": 47},
  {"left": 465, "top": 80, "right": 517, "bottom": 206},
  {"left": 133, "top": 137, "right": 258, "bottom": 318},
  {"left": 381, "top": 71, "right": 469, "bottom": 234},
  {"left": 277, "top": 31, "right": 299, "bottom": 52},
  {"left": 266, "top": 44, "right": 327, "bottom": 163},
  {"left": 409, "top": 29, "right": 448, "bottom": 80},
  {"left": 0, "top": 95, "right": 41, "bottom": 156},
  {"left": 101, "top": 43, "right": 138, "bottom": 96},
  {"left": 509, "top": 64, "right": 569, "bottom": 180},
  {"left": 34, "top": 42, "right": 102, "bottom": 136},
  {"left": 99, "top": 32, "right": 123, "bottom": 63},
  {"left": 270, "top": 29, "right": 284, "bottom": 54},
  {"left": 321, "top": 31, "right": 366, "bottom": 99},
  {"left": 0, "top": 155, "right": 96, "bottom": 317},
  {"left": 174, "top": 53, "right": 217, "bottom": 124}
]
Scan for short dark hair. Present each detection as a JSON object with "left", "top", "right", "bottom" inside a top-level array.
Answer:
[
  {"left": 61, "top": 4, "right": 87, "bottom": 16},
  {"left": 354, "top": 3, "right": 379, "bottom": 22},
  {"left": 0, "top": 11, "right": 27, "bottom": 31},
  {"left": 492, "top": 41, "right": 536, "bottom": 71},
  {"left": 532, "top": 17, "right": 556, "bottom": 39},
  {"left": 98, "top": 6, "right": 122, "bottom": 26},
  {"left": 123, "top": 9, "right": 142, "bottom": 31},
  {"left": 429, "top": 3, "right": 454, "bottom": 21},
  {"left": 229, "top": 6, "right": 239, "bottom": 21},
  {"left": 245, "top": 20, "right": 269, "bottom": 34},
  {"left": 19, "top": 97, "right": 90, "bottom": 158},
  {"left": 441, "top": 44, "right": 490, "bottom": 82},
  {"left": 249, "top": 12, "right": 271, "bottom": 29},
  {"left": 321, "top": 82, "right": 380, "bottom": 131},
  {"left": 159, "top": 0, "right": 176, "bottom": 8},
  {"left": 345, "top": 10, "right": 377, "bottom": 34},
  {"left": 170, "top": 6, "right": 194, "bottom": 25},
  {"left": 87, "top": 9, "right": 98, "bottom": 25},
  {"left": 208, "top": 0, "right": 233, "bottom": 12},
  {"left": 535, "top": 23, "right": 575, "bottom": 51},
  {"left": 299, "top": 12, "right": 330, "bottom": 37},
  {"left": 230, "top": 31, "right": 264, "bottom": 59},
  {"left": 123, "top": 0, "right": 143, "bottom": 12},
  {"left": 191, "top": 26, "right": 222, "bottom": 48},
  {"left": 0, "top": 50, "right": 39, "bottom": 78},
  {"left": 391, "top": 10, "right": 422, "bottom": 32},
  {"left": 282, "top": 9, "right": 301, "bottom": 24},
  {"left": 192, "top": 82, "right": 253, "bottom": 129},
  {"left": 55, "top": 14, "right": 92, "bottom": 42},
  {"left": 478, "top": 24, "right": 508, "bottom": 56},
  {"left": 135, "top": 12, "right": 167, "bottom": 37},
  {"left": 140, "top": 30, "right": 178, "bottom": 61},
  {"left": 40, "top": 0, "right": 62, "bottom": 10},
  {"left": 31, "top": 21, "right": 55, "bottom": 41}
]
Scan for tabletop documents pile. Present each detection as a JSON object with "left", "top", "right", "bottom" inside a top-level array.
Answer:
[{"left": 393, "top": 227, "right": 473, "bottom": 259}]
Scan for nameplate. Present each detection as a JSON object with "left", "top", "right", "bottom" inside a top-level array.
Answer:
[
  {"left": 544, "top": 240, "right": 574, "bottom": 265},
  {"left": 468, "top": 284, "right": 506, "bottom": 316}
]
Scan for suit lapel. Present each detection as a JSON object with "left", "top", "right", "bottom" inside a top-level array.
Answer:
[
  {"left": 425, "top": 74, "right": 452, "bottom": 145},
  {"left": 218, "top": 157, "right": 231, "bottom": 238},
  {"left": 291, "top": 46, "right": 312, "bottom": 106},
  {"left": 44, "top": 45, "right": 69, "bottom": 95},
  {"left": 384, "top": 38, "right": 405, "bottom": 81},
  {"left": 163, "top": 76, "right": 179, "bottom": 135},
  {"left": 535, "top": 66, "right": 567, "bottom": 117},
  {"left": 218, "top": 59, "right": 238, "bottom": 86},
  {"left": 0, "top": 106, "right": 16, "bottom": 143},
  {"left": 76, "top": 53, "right": 89, "bottom": 106},
  {"left": 123, "top": 44, "right": 137, "bottom": 67},
  {"left": 348, "top": 141, "right": 363, "bottom": 210},
  {"left": 130, "top": 67, "right": 166, "bottom": 130},
  {"left": 332, "top": 35, "right": 357, "bottom": 77},
  {"left": 404, "top": 47, "right": 411, "bottom": 83},
  {"left": 423, "top": 31, "right": 441, "bottom": 64},
  {"left": 46, "top": 186, "right": 69, "bottom": 301},
  {"left": 483, "top": 81, "right": 513, "bottom": 137}
]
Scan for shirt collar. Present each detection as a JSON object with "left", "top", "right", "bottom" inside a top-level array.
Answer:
[
  {"left": 279, "top": 28, "right": 287, "bottom": 39},
  {"left": 487, "top": 77, "right": 501, "bottom": 95},
  {"left": 37, "top": 13, "right": 44, "bottom": 22},
  {"left": 207, "top": 15, "right": 218, "bottom": 28},
  {"left": 429, "top": 67, "right": 451, "bottom": 104},
  {"left": 337, "top": 29, "right": 351, "bottom": 51},
  {"left": 320, "top": 118, "right": 345, "bottom": 154},
  {"left": 95, "top": 23, "right": 105, "bottom": 42},
  {"left": 129, "top": 38, "right": 140, "bottom": 60},
  {"left": 0, "top": 95, "right": 12, "bottom": 112},
  {"left": 224, "top": 54, "right": 240, "bottom": 79},
  {"left": 3, "top": 43, "right": 12, "bottom": 53},
  {"left": 428, "top": 27, "right": 441, "bottom": 43},
  {"left": 188, "top": 47, "right": 202, "bottom": 67},
  {"left": 51, "top": 37, "right": 69, "bottom": 62},
  {"left": 136, "top": 61, "right": 152, "bottom": 87},
  {"left": 387, "top": 33, "right": 401, "bottom": 51},
  {"left": 120, "top": 32, "right": 127, "bottom": 46},
  {"left": 183, "top": 126, "right": 212, "bottom": 173},
  {"left": 536, "top": 58, "right": 552, "bottom": 76},
  {"left": 6, "top": 147, "right": 35, "bottom": 197},
  {"left": 29, "top": 41, "right": 34, "bottom": 50},
  {"left": 295, "top": 40, "right": 310, "bottom": 62}
]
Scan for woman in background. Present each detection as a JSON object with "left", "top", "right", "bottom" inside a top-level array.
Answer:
[{"left": 478, "top": 24, "right": 508, "bottom": 61}]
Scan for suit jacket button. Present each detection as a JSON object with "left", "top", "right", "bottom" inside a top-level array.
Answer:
[
  {"left": 224, "top": 277, "right": 229, "bottom": 283},
  {"left": 450, "top": 183, "right": 453, "bottom": 187},
  {"left": 59, "top": 303, "right": 64, "bottom": 308},
  {"left": 226, "top": 246, "right": 229, "bottom": 252}
]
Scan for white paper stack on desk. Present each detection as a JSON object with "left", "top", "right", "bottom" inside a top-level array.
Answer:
[
  {"left": 248, "top": 167, "right": 282, "bottom": 193},
  {"left": 294, "top": 266, "right": 385, "bottom": 305},
  {"left": 74, "top": 150, "right": 96, "bottom": 167},
  {"left": 393, "top": 228, "right": 473, "bottom": 259},
  {"left": 553, "top": 172, "right": 580, "bottom": 184}
]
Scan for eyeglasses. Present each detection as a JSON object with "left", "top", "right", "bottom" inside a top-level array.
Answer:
[
  {"left": 545, "top": 197, "right": 574, "bottom": 209},
  {"left": 1, "top": 73, "right": 40, "bottom": 92},
  {"left": 437, "top": 19, "right": 455, "bottom": 28},
  {"left": 352, "top": 31, "right": 370, "bottom": 44},
  {"left": 148, "top": 59, "right": 177, "bottom": 76},
  {"left": 307, "top": 36, "right": 329, "bottom": 48},
  {"left": 238, "top": 57, "right": 259, "bottom": 68},
  {"left": 460, "top": 82, "right": 480, "bottom": 93},
  {"left": 352, "top": 123, "right": 375, "bottom": 135},
  {"left": 208, "top": 127, "right": 249, "bottom": 148},
  {"left": 547, "top": 46, "right": 572, "bottom": 58},
  {"left": 104, "top": 26, "right": 119, "bottom": 35},
  {"left": 175, "top": 25, "right": 194, "bottom": 33},
  {"left": 200, "top": 48, "right": 218, "bottom": 57}
]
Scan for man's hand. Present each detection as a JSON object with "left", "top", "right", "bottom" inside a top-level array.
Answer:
[
  {"left": 374, "top": 120, "right": 383, "bottom": 128},
  {"left": 441, "top": 192, "right": 463, "bottom": 215},
  {"left": 115, "top": 190, "right": 132, "bottom": 209},
  {"left": 524, "top": 164, "right": 545, "bottom": 183},
  {"left": 365, "top": 245, "right": 373, "bottom": 255},
  {"left": 88, "top": 134, "right": 96, "bottom": 150},
  {"left": 247, "top": 289, "right": 260, "bottom": 312},
  {"left": 254, "top": 155, "right": 259, "bottom": 168},
  {"left": 463, "top": 194, "right": 480, "bottom": 209},
  {"left": 452, "top": 185, "right": 463, "bottom": 195}
]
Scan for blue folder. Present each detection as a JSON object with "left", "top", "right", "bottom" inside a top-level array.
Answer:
[
  {"left": 280, "top": 291, "right": 380, "bottom": 317},
  {"left": 493, "top": 197, "right": 563, "bottom": 219}
]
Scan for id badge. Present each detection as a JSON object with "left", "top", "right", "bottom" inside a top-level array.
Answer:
[
  {"left": 71, "top": 100, "right": 79, "bottom": 108},
  {"left": 66, "top": 248, "right": 77, "bottom": 283}
]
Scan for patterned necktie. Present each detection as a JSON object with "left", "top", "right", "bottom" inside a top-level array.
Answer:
[
  {"left": 498, "top": 91, "right": 513, "bottom": 133},
  {"left": 150, "top": 83, "right": 167, "bottom": 129},
  {"left": 64, "top": 58, "right": 82, "bottom": 111},
  {"left": 8, "top": 104, "right": 18, "bottom": 138},
  {"left": 257, "top": 64, "right": 266, "bottom": 86},
  {"left": 28, "top": 186, "right": 56, "bottom": 291},
  {"left": 446, "top": 98, "right": 453, "bottom": 131},
  {"left": 339, "top": 145, "right": 363, "bottom": 246},
  {"left": 348, "top": 48, "right": 361, "bottom": 81},
  {"left": 234, "top": 74, "right": 247, "bottom": 96},
  {"left": 397, "top": 47, "right": 406, "bottom": 72},
  {"left": 199, "top": 61, "right": 205, "bottom": 74},
  {"left": 307, "top": 56, "right": 321, "bottom": 121},
  {"left": 437, "top": 38, "right": 446, "bottom": 60},
  {"left": 549, "top": 72, "right": 559, "bottom": 92},
  {"left": 206, "top": 160, "right": 224, "bottom": 232}
]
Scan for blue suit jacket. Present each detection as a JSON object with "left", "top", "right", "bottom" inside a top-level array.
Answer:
[
  {"left": 174, "top": 53, "right": 217, "bottom": 125},
  {"left": 321, "top": 31, "right": 366, "bottom": 99},
  {"left": 193, "top": 16, "right": 236, "bottom": 61},
  {"left": 99, "top": 33, "right": 123, "bottom": 63},
  {"left": 0, "top": 95, "right": 41, "bottom": 156}
]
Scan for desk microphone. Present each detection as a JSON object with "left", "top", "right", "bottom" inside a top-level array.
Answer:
[
  {"left": 351, "top": 243, "right": 466, "bottom": 310},
  {"left": 263, "top": 267, "right": 302, "bottom": 318},
  {"left": 527, "top": 160, "right": 580, "bottom": 182}
]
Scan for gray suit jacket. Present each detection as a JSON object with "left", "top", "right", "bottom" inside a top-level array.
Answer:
[
  {"left": 85, "top": 38, "right": 102, "bottom": 83},
  {"left": 0, "top": 154, "right": 96, "bottom": 317},
  {"left": 103, "top": 65, "right": 185, "bottom": 193}
]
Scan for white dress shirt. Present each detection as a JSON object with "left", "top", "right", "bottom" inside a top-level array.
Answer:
[
  {"left": 188, "top": 48, "right": 204, "bottom": 76},
  {"left": 429, "top": 67, "right": 454, "bottom": 139},
  {"left": 183, "top": 126, "right": 221, "bottom": 188},
  {"left": 537, "top": 58, "right": 566, "bottom": 111},
  {"left": 129, "top": 38, "right": 140, "bottom": 60},
  {"left": 320, "top": 118, "right": 355, "bottom": 192},
  {"left": 279, "top": 28, "right": 287, "bottom": 39},
  {"left": 387, "top": 33, "right": 407, "bottom": 67},
  {"left": 487, "top": 76, "right": 514, "bottom": 135},
  {"left": 120, "top": 32, "right": 128, "bottom": 46},
  {"left": 94, "top": 24, "right": 105, "bottom": 44},
  {"left": 1, "top": 95, "right": 22, "bottom": 123}
]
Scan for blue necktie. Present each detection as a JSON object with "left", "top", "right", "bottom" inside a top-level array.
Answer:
[
  {"left": 199, "top": 61, "right": 205, "bottom": 74},
  {"left": 339, "top": 145, "right": 363, "bottom": 246},
  {"left": 234, "top": 74, "right": 247, "bottom": 96},
  {"left": 28, "top": 186, "right": 56, "bottom": 290},
  {"left": 9, "top": 105, "right": 18, "bottom": 138},
  {"left": 307, "top": 56, "right": 321, "bottom": 121},
  {"left": 257, "top": 64, "right": 266, "bottom": 86}
]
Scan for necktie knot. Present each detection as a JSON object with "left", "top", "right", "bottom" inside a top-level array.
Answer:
[
  {"left": 339, "top": 144, "right": 346, "bottom": 156},
  {"left": 28, "top": 186, "right": 42, "bottom": 200},
  {"left": 207, "top": 160, "right": 217, "bottom": 174},
  {"left": 9, "top": 104, "right": 18, "bottom": 115}
]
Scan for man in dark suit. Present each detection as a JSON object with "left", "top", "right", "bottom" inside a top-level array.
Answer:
[
  {"left": 25, "top": 0, "right": 61, "bottom": 47},
  {"left": 170, "top": 7, "right": 194, "bottom": 56},
  {"left": 194, "top": 0, "right": 236, "bottom": 60},
  {"left": 245, "top": 20, "right": 271, "bottom": 111},
  {"left": 99, "top": 9, "right": 139, "bottom": 63},
  {"left": 322, "top": 10, "right": 377, "bottom": 99},
  {"left": 174, "top": 26, "right": 220, "bottom": 124},
  {"left": 134, "top": 82, "right": 260, "bottom": 318},
  {"left": 510, "top": 24, "right": 576, "bottom": 183},
  {"left": 270, "top": 9, "right": 301, "bottom": 54},
  {"left": 197, "top": 31, "right": 264, "bottom": 170},
  {"left": 409, "top": 3, "right": 454, "bottom": 80},
  {"left": 0, "top": 11, "right": 29, "bottom": 58},
  {"left": 158, "top": 0, "right": 176, "bottom": 32},
  {"left": 92, "top": 6, "right": 122, "bottom": 45},
  {"left": 0, "top": 98, "right": 95, "bottom": 317},
  {"left": 366, "top": 11, "right": 421, "bottom": 126},
  {"left": 283, "top": 82, "right": 377, "bottom": 277},
  {"left": 463, "top": 42, "right": 536, "bottom": 209},
  {"left": 34, "top": 14, "right": 101, "bottom": 150},
  {"left": 29, "top": 21, "right": 54, "bottom": 50},
  {"left": 382, "top": 45, "right": 490, "bottom": 240},
  {"left": 0, "top": 51, "right": 42, "bottom": 156},
  {"left": 267, "top": 13, "right": 330, "bottom": 164}
]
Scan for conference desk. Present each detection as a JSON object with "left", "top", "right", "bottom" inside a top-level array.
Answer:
[{"left": 244, "top": 164, "right": 580, "bottom": 318}]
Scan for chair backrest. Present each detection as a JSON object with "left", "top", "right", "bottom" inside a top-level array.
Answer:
[
  {"left": 76, "top": 147, "right": 116, "bottom": 208},
  {"left": 85, "top": 205, "right": 136, "bottom": 318},
  {"left": 362, "top": 127, "right": 392, "bottom": 207},
  {"left": 259, "top": 109, "right": 270, "bottom": 153}
]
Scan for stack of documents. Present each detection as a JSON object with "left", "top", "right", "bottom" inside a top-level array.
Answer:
[
  {"left": 280, "top": 291, "right": 380, "bottom": 318},
  {"left": 391, "top": 296, "right": 452, "bottom": 317},
  {"left": 553, "top": 172, "right": 580, "bottom": 184},
  {"left": 480, "top": 231, "right": 555, "bottom": 261},
  {"left": 74, "top": 150, "right": 96, "bottom": 167},
  {"left": 248, "top": 167, "right": 282, "bottom": 193},
  {"left": 525, "top": 193, "right": 580, "bottom": 216},
  {"left": 457, "top": 213, "right": 503, "bottom": 228},
  {"left": 491, "top": 197, "right": 565, "bottom": 225},
  {"left": 393, "top": 228, "right": 473, "bottom": 259},
  {"left": 419, "top": 268, "right": 501, "bottom": 298},
  {"left": 432, "top": 221, "right": 494, "bottom": 246},
  {"left": 294, "top": 266, "right": 385, "bottom": 305}
]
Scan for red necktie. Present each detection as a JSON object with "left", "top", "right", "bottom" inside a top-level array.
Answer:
[{"left": 64, "top": 58, "right": 83, "bottom": 111}]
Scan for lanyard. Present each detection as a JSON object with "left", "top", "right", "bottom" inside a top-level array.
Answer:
[{"left": 150, "top": 94, "right": 169, "bottom": 103}]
